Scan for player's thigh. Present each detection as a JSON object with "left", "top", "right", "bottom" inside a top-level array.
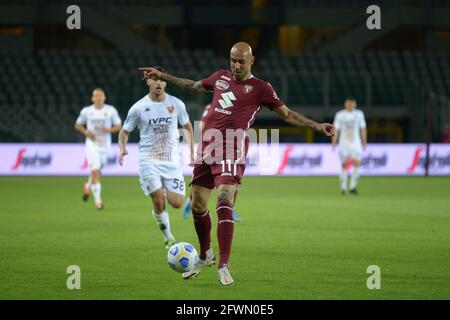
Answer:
[
  {"left": 98, "top": 149, "right": 107, "bottom": 169},
  {"left": 350, "top": 146, "right": 363, "bottom": 165},
  {"left": 191, "top": 184, "right": 213, "bottom": 213},
  {"left": 163, "top": 177, "right": 186, "bottom": 209},
  {"left": 139, "top": 164, "right": 163, "bottom": 196},
  {"left": 165, "top": 191, "right": 184, "bottom": 209},
  {"left": 338, "top": 146, "right": 351, "bottom": 163}
]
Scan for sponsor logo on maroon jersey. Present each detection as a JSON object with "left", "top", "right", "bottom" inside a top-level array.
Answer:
[
  {"left": 11, "top": 148, "right": 52, "bottom": 170},
  {"left": 215, "top": 80, "right": 230, "bottom": 90},
  {"left": 214, "top": 108, "right": 232, "bottom": 115},
  {"left": 167, "top": 105, "right": 174, "bottom": 113}
]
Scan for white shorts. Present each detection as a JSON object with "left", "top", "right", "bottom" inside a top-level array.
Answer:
[
  {"left": 85, "top": 141, "right": 108, "bottom": 171},
  {"left": 338, "top": 145, "right": 362, "bottom": 163},
  {"left": 139, "top": 161, "right": 186, "bottom": 197}
]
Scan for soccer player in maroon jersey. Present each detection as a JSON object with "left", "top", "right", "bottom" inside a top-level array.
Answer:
[{"left": 139, "top": 42, "right": 335, "bottom": 285}]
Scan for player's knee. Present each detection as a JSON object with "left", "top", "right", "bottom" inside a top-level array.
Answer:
[
  {"left": 91, "top": 170, "right": 100, "bottom": 183},
  {"left": 191, "top": 199, "right": 207, "bottom": 214},
  {"left": 217, "top": 189, "right": 234, "bottom": 202}
]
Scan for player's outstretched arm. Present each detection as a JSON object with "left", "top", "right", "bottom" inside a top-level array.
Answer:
[
  {"left": 118, "top": 128, "right": 129, "bottom": 166},
  {"left": 275, "top": 105, "right": 335, "bottom": 137},
  {"left": 138, "top": 67, "right": 206, "bottom": 94}
]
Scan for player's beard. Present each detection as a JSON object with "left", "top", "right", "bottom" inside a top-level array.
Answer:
[{"left": 233, "top": 70, "right": 246, "bottom": 81}]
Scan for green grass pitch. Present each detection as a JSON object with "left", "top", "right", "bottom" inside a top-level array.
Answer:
[{"left": 0, "top": 176, "right": 449, "bottom": 299}]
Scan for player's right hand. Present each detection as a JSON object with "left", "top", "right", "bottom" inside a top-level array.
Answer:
[
  {"left": 118, "top": 149, "right": 128, "bottom": 166},
  {"left": 138, "top": 67, "right": 163, "bottom": 80}
]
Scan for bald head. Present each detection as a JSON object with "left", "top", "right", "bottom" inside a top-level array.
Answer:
[
  {"left": 230, "top": 42, "right": 253, "bottom": 57},
  {"left": 229, "top": 42, "right": 255, "bottom": 81}
]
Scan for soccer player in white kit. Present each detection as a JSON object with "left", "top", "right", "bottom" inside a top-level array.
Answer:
[
  {"left": 332, "top": 97, "right": 367, "bottom": 194},
  {"left": 118, "top": 67, "right": 194, "bottom": 249},
  {"left": 74, "top": 88, "right": 122, "bottom": 209}
]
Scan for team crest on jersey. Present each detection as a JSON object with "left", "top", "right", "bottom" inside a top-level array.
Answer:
[
  {"left": 243, "top": 85, "right": 253, "bottom": 94},
  {"left": 167, "top": 105, "right": 174, "bottom": 113},
  {"left": 215, "top": 80, "right": 230, "bottom": 90}
]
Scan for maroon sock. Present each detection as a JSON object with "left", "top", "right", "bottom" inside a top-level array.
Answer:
[
  {"left": 216, "top": 199, "right": 234, "bottom": 268},
  {"left": 192, "top": 209, "right": 211, "bottom": 260}
]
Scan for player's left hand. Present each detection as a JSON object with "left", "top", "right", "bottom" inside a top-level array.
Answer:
[
  {"left": 138, "top": 67, "right": 163, "bottom": 80},
  {"left": 316, "top": 123, "right": 336, "bottom": 137},
  {"left": 101, "top": 127, "right": 111, "bottom": 133}
]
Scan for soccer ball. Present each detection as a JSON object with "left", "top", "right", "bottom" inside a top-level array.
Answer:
[{"left": 167, "top": 242, "right": 199, "bottom": 273}]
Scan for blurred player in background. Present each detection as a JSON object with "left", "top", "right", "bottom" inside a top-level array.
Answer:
[
  {"left": 118, "top": 67, "right": 194, "bottom": 249},
  {"left": 139, "top": 42, "right": 334, "bottom": 285},
  {"left": 74, "top": 88, "right": 122, "bottom": 210},
  {"left": 182, "top": 103, "right": 241, "bottom": 222},
  {"left": 332, "top": 97, "right": 367, "bottom": 194}
]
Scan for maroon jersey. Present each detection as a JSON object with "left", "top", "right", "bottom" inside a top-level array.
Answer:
[{"left": 198, "top": 69, "right": 284, "bottom": 164}]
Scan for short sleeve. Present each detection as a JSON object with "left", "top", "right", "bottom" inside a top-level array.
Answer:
[
  {"left": 359, "top": 111, "right": 367, "bottom": 129},
  {"left": 333, "top": 112, "right": 341, "bottom": 130},
  {"left": 260, "top": 82, "right": 284, "bottom": 110},
  {"left": 123, "top": 106, "right": 139, "bottom": 132},
  {"left": 75, "top": 108, "right": 87, "bottom": 125},
  {"left": 200, "top": 70, "right": 221, "bottom": 91},
  {"left": 111, "top": 107, "right": 122, "bottom": 126},
  {"left": 176, "top": 99, "right": 190, "bottom": 126}
]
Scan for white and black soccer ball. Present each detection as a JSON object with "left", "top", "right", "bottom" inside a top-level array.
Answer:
[{"left": 167, "top": 242, "right": 199, "bottom": 273}]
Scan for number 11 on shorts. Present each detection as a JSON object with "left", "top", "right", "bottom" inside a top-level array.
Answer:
[{"left": 221, "top": 159, "right": 237, "bottom": 176}]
